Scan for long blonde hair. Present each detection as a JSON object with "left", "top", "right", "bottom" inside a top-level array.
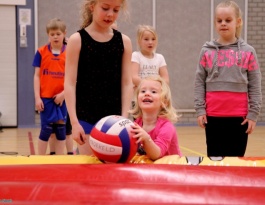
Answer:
[
  {"left": 215, "top": 0, "right": 243, "bottom": 38},
  {"left": 80, "top": 0, "right": 129, "bottom": 29},
  {"left": 129, "top": 76, "right": 179, "bottom": 123}
]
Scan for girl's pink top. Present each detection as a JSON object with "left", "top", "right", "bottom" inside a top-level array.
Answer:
[{"left": 135, "top": 117, "right": 182, "bottom": 157}]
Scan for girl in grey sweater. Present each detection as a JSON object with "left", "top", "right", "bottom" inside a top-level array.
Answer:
[{"left": 194, "top": 1, "right": 262, "bottom": 157}]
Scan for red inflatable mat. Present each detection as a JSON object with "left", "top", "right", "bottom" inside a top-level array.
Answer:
[{"left": 1, "top": 164, "right": 265, "bottom": 204}]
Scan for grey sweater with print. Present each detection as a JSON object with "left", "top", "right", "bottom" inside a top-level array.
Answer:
[{"left": 194, "top": 38, "right": 262, "bottom": 121}]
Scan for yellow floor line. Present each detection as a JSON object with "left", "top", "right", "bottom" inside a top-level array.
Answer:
[{"left": 180, "top": 146, "right": 207, "bottom": 157}]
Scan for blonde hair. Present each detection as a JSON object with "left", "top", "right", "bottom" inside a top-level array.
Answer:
[
  {"left": 129, "top": 76, "right": 179, "bottom": 123},
  {"left": 46, "top": 18, "right": 66, "bottom": 33},
  {"left": 215, "top": 0, "right": 243, "bottom": 38},
  {"left": 136, "top": 24, "right": 158, "bottom": 49},
  {"left": 80, "top": 0, "right": 129, "bottom": 29}
]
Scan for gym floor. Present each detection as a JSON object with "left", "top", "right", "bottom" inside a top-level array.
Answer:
[{"left": 0, "top": 125, "right": 265, "bottom": 156}]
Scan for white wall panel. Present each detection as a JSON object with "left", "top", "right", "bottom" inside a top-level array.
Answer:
[
  {"left": 0, "top": 0, "right": 25, "bottom": 5},
  {"left": 0, "top": 6, "right": 17, "bottom": 126}
]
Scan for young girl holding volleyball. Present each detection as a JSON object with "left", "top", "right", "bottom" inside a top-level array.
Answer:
[
  {"left": 64, "top": 0, "right": 133, "bottom": 155},
  {"left": 130, "top": 76, "right": 181, "bottom": 160}
]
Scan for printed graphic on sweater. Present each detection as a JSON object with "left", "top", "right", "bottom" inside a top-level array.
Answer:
[{"left": 200, "top": 50, "right": 258, "bottom": 71}]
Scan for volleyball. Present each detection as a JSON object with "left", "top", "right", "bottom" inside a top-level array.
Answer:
[{"left": 89, "top": 115, "right": 137, "bottom": 163}]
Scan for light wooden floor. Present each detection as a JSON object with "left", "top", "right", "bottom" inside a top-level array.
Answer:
[{"left": 0, "top": 125, "right": 265, "bottom": 156}]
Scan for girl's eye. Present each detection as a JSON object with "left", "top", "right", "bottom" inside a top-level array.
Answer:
[
  {"left": 140, "top": 90, "right": 146, "bottom": 93},
  {"left": 152, "top": 90, "right": 157, "bottom": 94},
  {"left": 114, "top": 9, "right": 119, "bottom": 13}
]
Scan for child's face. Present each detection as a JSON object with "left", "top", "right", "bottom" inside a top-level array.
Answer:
[
  {"left": 48, "top": 29, "right": 65, "bottom": 48},
  {"left": 215, "top": 6, "right": 240, "bottom": 42},
  {"left": 138, "top": 79, "right": 162, "bottom": 112},
  {"left": 139, "top": 31, "right": 157, "bottom": 54},
  {"left": 91, "top": 0, "right": 122, "bottom": 28}
]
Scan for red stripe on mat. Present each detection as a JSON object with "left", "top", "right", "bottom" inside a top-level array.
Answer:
[
  {"left": 28, "top": 131, "right": 35, "bottom": 155},
  {"left": 1, "top": 164, "right": 265, "bottom": 204}
]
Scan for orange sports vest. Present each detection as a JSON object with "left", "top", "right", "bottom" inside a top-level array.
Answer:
[{"left": 38, "top": 45, "right": 66, "bottom": 98}]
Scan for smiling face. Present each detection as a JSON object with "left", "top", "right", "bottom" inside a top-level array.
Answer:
[
  {"left": 138, "top": 79, "right": 162, "bottom": 113},
  {"left": 91, "top": 0, "right": 122, "bottom": 28},
  {"left": 215, "top": 6, "right": 241, "bottom": 44}
]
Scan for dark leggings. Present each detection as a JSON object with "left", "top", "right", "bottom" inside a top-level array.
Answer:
[
  {"left": 205, "top": 116, "right": 248, "bottom": 157},
  {"left": 66, "top": 113, "right": 72, "bottom": 135}
]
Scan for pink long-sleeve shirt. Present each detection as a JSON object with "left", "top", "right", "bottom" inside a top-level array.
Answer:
[{"left": 135, "top": 117, "right": 182, "bottom": 157}]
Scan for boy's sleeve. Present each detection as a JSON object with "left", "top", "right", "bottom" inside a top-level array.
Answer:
[{"left": 32, "top": 51, "right": 41, "bottom": 67}]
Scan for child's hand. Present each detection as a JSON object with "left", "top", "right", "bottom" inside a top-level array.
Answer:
[
  {"left": 72, "top": 122, "right": 87, "bottom": 145},
  {"left": 35, "top": 98, "right": 44, "bottom": 112},
  {"left": 197, "top": 115, "right": 207, "bottom": 128},
  {"left": 53, "top": 92, "right": 65, "bottom": 106},
  {"left": 241, "top": 118, "right": 256, "bottom": 134},
  {"left": 131, "top": 123, "right": 151, "bottom": 144}
]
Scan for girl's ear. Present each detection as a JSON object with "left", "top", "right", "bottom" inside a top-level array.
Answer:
[
  {"left": 236, "top": 18, "right": 242, "bottom": 27},
  {"left": 161, "top": 100, "right": 168, "bottom": 110},
  {"left": 89, "top": 3, "right": 95, "bottom": 12}
]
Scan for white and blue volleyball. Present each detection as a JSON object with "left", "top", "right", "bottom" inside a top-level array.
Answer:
[{"left": 89, "top": 115, "right": 137, "bottom": 163}]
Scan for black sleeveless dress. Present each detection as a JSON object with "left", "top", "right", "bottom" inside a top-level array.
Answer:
[{"left": 76, "top": 28, "right": 124, "bottom": 124}]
